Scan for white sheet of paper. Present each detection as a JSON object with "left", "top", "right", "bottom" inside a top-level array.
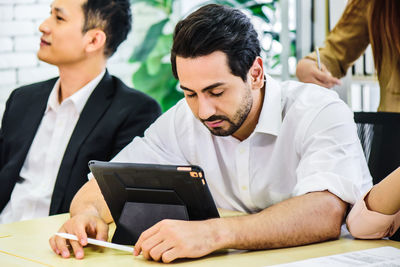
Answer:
[{"left": 267, "top": 246, "right": 400, "bottom": 267}]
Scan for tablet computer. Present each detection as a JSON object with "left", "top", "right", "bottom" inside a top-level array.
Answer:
[{"left": 88, "top": 160, "right": 219, "bottom": 244}]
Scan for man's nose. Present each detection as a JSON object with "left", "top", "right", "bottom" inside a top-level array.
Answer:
[
  {"left": 39, "top": 17, "right": 51, "bottom": 34},
  {"left": 198, "top": 98, "right": 216, "bottom": 121}
]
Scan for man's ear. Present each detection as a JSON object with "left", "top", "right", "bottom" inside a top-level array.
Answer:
[
  {"left": 249, "top": 57, "right": 264, "bottom": 90},
  {"left": 84, "top": 29, "right": 106, "bottom": 54}
]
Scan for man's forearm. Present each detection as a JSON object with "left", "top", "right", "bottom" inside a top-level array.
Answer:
[
  {"left": 212, "top": 191, "right": 347, "bottom": 250},
  {"left": 69, "top": 179, "right": 113, "bottom": 223}
]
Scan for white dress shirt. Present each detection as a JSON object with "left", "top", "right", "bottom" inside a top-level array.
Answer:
[
  {"left": 111, "top": 75, "right": 372, "bottom": 213},
  {"left": 0, "top": 70, "right": 105, "bottom": 224}
]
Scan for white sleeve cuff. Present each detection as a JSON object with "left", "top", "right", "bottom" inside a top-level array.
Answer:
[{"left": 293, "top": 172, "right": 363, "bottom": 205}]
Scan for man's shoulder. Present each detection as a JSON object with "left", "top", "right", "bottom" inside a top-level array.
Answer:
[
  {"left": 281, "top": 80, "right": 343, "bottom": 111},
  {"left": 109, "top": 75, "right": 160, "bottom": 106},
  {"left": 12, "top": 78, "right": 58, "bottom": 97},
  {"left": 279, "top": 80, "right": 353, "bottom": 132}
]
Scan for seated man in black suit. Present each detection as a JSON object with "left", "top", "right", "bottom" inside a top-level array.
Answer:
[{"left": 0, "top": 0, "right": 161, "bottom": 223}]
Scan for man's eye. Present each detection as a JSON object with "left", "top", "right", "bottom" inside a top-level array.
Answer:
[
  {"left": 186, "top": 93, "right": 196, "bottom": 98},
  {"left": 56, "top": 16, "right": 64, "bottom": 21},
  {"left": 210, "top": 91, "right": 223, "bottom": 97}
]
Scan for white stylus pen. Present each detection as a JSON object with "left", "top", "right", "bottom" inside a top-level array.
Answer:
[
  {"left": 315, "top": 46, "right": 322, "bottom": 70},
  {"left": 55, "top": 232, "right": 134, "bottom": 253}
]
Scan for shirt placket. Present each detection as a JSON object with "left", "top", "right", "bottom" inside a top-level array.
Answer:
[
  {"left": 235, "top": 139, "right": 256, "bottom": 210},
  {"left": 40, "top": 106, "right": 68, "bottom": 194}
]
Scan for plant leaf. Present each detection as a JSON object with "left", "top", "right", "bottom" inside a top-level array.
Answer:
[
  {"left": 130, "top": 18, "right": 169, "bottom": 62},
  {"left": 145, "top": 34, "right": 173, "bottom": 75},
  {"left": 133, "top": 62, "right": 182, "bottom": 111},
  {"left": 130, "top": 0, "right": 159, "bottom": 5},
  {"left": 248, "top": 4, "right": 270, "bottom": 23}
]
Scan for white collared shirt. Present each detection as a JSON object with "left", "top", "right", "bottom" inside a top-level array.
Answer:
[
  {"left": 0, "top": 70, "right": 105, "bottom": 224},
  {"left": 110, "top": 75, "right": 372, "bottom": 213}
]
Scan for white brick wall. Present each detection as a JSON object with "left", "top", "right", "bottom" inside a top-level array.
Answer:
[
  {"left": 0, "top": 70, "right": 16, "bottom": 85},
  {"left": 15, "top": 36, "right": 40, "bottom": 51},
  {"left": 0, "top": 0, "right": 36, "bottom": 4},
  {"left": 14, "top": 4, "right": 48, "bottom": 20},
  {"left": 0, "top": 5, "right": 13, "bottom": 21},
  {"left": 0, "top": 21, "right": 36, "bottom": 36},
  {"left": 0, "top": 1, "right": 160, "bottom": 118},
  {"left": 0, "top": 37, "right": 13, "bottom": 52}
]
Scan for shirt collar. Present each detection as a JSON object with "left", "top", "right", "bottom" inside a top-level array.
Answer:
[
  {"left": 253, "top": 74, "right": 282, "bottom": 136},
  {"left": 46, "top": 69, "right": 106, "bottom": 114}
]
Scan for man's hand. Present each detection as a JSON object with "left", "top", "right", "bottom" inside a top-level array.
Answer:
[
  {"left": 296, "top": 58, "right": 341, "bottom": 88},
  {"left": 134, "top": 219, "right": 224, "bottom": 263},
  {"left": 49, "top": 214, "right": 109, "bottom": 259},
  {"left": 132, "top": 191, "right": 346, "bottom": 263}
]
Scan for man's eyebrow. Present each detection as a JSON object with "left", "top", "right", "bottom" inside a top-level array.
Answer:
[
  {"left": 180, "top": 82, "right": 225, "bottom": 93},
  {"left": 51, "top": 5, "right": 67, "bottom": 16}
]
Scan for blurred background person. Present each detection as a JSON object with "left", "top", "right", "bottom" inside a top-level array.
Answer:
[
  {"left": 296, "top": 0, "right": 400, "bottom": 113},
  {"left": 0, "top": 0, "right": 161, "bottom": 224}
]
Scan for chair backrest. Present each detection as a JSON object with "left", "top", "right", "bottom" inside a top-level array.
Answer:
[
  {"left": 354, "top": 112, "right": 400, "bottom": 241},
  {"left": 354, "top": 112, "right": 400, "bottom": 185}
]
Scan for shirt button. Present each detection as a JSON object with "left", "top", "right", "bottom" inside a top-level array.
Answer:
[
  {"left": 241, "top": 185, "right": 248, "bottom": 191},
  {"left": 239, "top": 148, "right": 246, "bottom": 154}
]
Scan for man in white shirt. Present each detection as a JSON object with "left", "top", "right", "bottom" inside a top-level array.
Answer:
[
  {"left": 0, "top": 0, "right": 160, "bottom": 223},
  {"left": 50, "top": 4, "right": 372, "bottom": 262}
]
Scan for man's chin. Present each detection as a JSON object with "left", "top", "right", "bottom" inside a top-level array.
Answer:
[
  {"left": 37, "top": 51, "right": 60, "bottom": 66},
  {"left": 207, "top": 127, "right": 234, "bottom": 137},
  {"left": 37, "top": 53, "right": 52, "bottom": 65}
]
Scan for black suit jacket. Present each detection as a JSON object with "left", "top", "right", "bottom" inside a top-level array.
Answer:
[{"left": 0, "top": 71, "right": 161, "bottom": 215}]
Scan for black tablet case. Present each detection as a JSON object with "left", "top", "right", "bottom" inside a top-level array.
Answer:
[{"left": 89, "top": 161, "right": 219, "bottom": 244}]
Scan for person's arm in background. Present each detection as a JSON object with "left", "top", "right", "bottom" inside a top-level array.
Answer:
[
  {"left": 367, "top": 168, "right": 400, "bottom": 215},
  {"left": 296, "top": 0, "right": 370, "bottom": 88},
  {"left": 347, "top": 167, "right": 400, "bottom": 239}
]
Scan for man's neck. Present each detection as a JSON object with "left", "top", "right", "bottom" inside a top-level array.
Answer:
[
  {"left": 232, "top": 85, "right": 265, "bottom": 141},
  {"left": 57, "top": 59, "right": 106, "bottom": 103}
]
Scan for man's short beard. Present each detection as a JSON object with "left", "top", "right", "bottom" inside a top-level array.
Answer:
[{"left": 202, "top": 86, "right": 253, "bottom": 136}]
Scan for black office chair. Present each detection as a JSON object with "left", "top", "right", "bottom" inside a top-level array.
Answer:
[{"left": 354, "top": 112, "right": 400, "bottom": 241}]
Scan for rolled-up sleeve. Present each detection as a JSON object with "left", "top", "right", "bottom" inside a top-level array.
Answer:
[
  {"left": 346, "top": 192, "right": 400, "bottom": 239},
  {"left": 293, "top": 101, "right": 372, "bottom": 204}
]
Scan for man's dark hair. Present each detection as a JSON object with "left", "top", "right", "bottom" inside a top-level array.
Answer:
[
  {"left": 171, "top": 4, "right": 261, "bottom": 81},
  {"left": 82, "top": 0, "right": 132, "bottom": 57}
]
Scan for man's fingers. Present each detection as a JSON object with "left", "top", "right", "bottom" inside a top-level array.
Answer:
[
  {"left": 69, "top": 240, "right": 85, "bottom": 259},
  {"left": 134, "top": 223, "right": 161, "bottom": 256},
  {"left": 139, "top": 233, "right": 165, "bottom": 260},
  {"left": 148, "top": 239, "right": 174, "bottom": 262},
  {"left": 49, "top": 236, "right": 60, "bottom": 255},
  {"left": 95, "top": 219, "right": 109, "bottom": 242},
  {"left": 49, "top": 214, "right": 111, "bottom": 259},
  {"left": 54, "top": 235, "right": 71, "bottom": 258},
  {"left": 161, "top": 247, "right": 179, "bottom": 263},
  {"left": 72, "top": 221, "right": 90, "bottom": 246}
]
